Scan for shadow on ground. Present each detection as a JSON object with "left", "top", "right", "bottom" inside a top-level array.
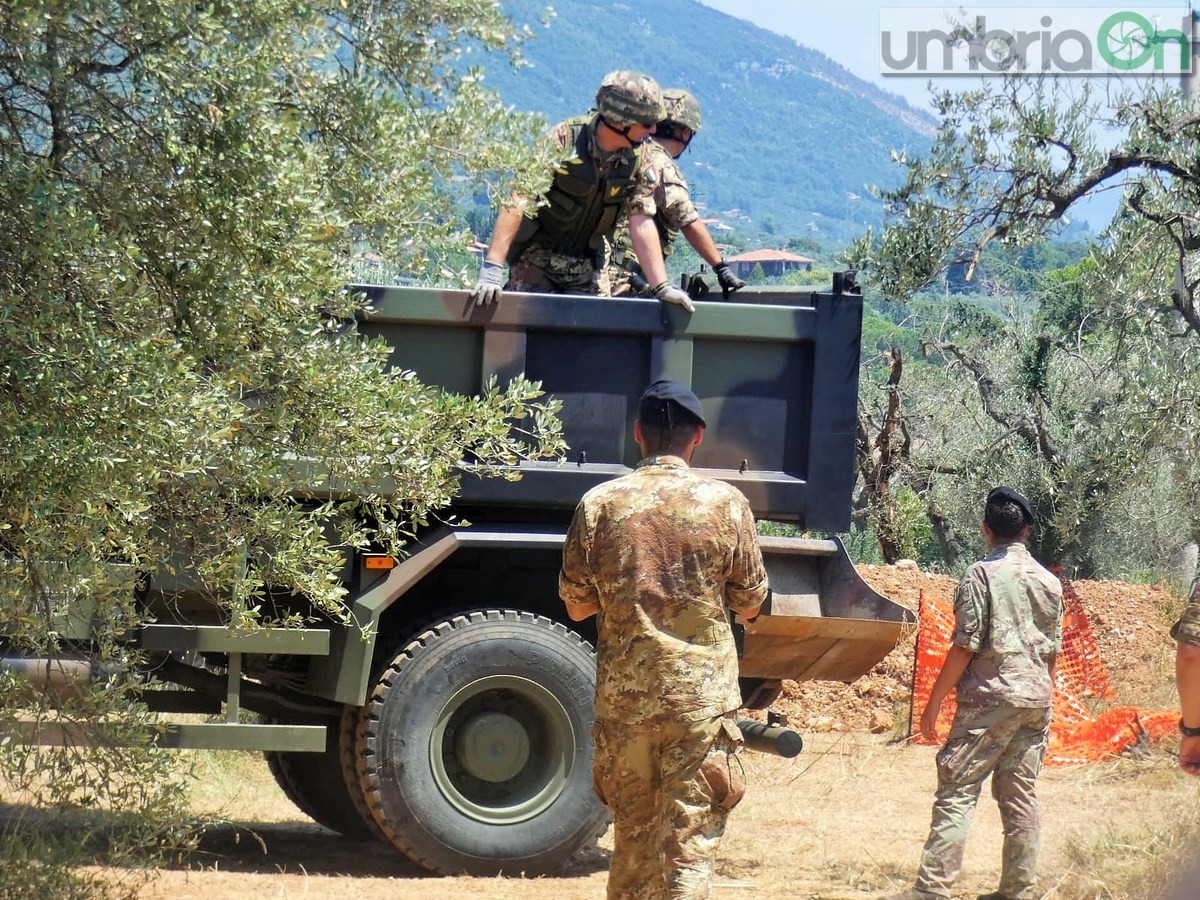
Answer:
[
  {"left": 0, "top": 806, "right": 611, "bottom": 881},
  {"left": 173, "top": 820, "right": 613, "bottom": 879}
]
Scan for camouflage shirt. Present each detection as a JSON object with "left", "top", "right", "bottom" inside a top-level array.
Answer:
[
  {"left": 624, "top": 140, "right": 699, "bottom": 229},
  {"left": 952, "top": 541, "right": 1063, "bottom": 708},
  {"left": 604, "top": 140, "right": 698, "bottom": 273},
  {"left": 558, "top": 454, "right": 768, "bottom": 723},
  {"left": 1170, "top": 574, "right": 1200, "bottom": 646}
]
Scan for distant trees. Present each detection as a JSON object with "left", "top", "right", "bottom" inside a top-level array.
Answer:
[
  {"left": 850, "top": 75, "right": 1200, "bottom": 574},
  {"left": 855, "top": 77, "right": 1200, "bottom": 329},
  {"left": 855, "top": 273, "right": 1198, "bottom": 577}
]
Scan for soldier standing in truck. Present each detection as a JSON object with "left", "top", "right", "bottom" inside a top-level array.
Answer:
[
  {"left": 886, "top": 486, "right": 1062, "bottom": 900},
  {"left": 599, "top": 88, "right": 746, "bottom": 301},
  {"left": 558, "top": 379, "right": 768, "bottom": 899},
  {"left": 470, "top": 71, "right": 694, "bottom": 312}
]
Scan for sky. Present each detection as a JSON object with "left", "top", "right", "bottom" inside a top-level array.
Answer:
[
  {"left": 697, "top": 1, "right": 1198, "bottom": 227},
  {"left": 697, "top": 1, "right": 1196, "bottom": 111}
]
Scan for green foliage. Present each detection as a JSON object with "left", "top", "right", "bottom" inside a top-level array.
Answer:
[
  {"left": 757, "top": 520, "right": 805, "bottom": 538},
  {"left": 782, "top": 267, "right": 831, "bottom": 287},
  {"left": 854, "top": 73, "right": 1200, "bottom": 341},
  {"left": 850, "top": 64, "right": 1200, "bottom": 576},
  {"left": 880, "top": 488, "right": 935, "bottom": 564},
  {"left": 841, "top": 524, "right": 886, "bottom": 567},
  {"left": 1035, "top": 258, "right": 1099, "bottom": 338},
  {"left": 861, "top": 286, "right": 1200, "bottom": 578},
  {"left": 0, "top": 0, "right": 567, "bottom": 884}
]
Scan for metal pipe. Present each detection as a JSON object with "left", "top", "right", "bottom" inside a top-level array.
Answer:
[
  {"left": 736, "top": 718, "right": 803, "bottom": 758},
  {"left": 0, "top": 656, "right": 96, "bottom": 703}
]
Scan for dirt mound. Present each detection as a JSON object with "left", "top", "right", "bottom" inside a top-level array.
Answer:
[{"left": 770, "top": 563, "right": 1181, "bottom": 733}]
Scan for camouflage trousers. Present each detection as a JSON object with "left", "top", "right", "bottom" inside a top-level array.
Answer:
[
  {"left": 592, "top": 713, "right": 746, "bottom": 900},
  {"left": 596, "top": 256, "right": 651, "bottom": 297},
  {"left": 914, "top": 703, "right": 1051, "bottom": 900},
  {"left": 507, "top": 241, "right": 600, "bottom": 295}
]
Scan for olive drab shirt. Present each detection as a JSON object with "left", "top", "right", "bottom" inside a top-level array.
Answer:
[
  {"left": 559, "top": 455, "right": 768, "bottom": 724},
  {"left": 951, "top": 541, "right": 1064, "bottom": 708}
]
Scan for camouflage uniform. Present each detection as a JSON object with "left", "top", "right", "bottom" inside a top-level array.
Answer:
[
  {"left": 506, "top": 117, "right": 660, "bottom": 295},
  {"left": 913, "top": 542, "right": 1063, "bottom": 900},
  {"left": 600, "top": 140, "right": 699, "bottom": 297},
  {"left": 559, "top": 454, "right": 768, "bottom": 899},
  {"left": 1170, "top": 573, "right": 1200, "bottom": 646},
  {"left": 504, "top": 71, "right": 665, "bottom": 296},
  {"left": 507, "top": 238, "right": 603, "bottom": 295}
]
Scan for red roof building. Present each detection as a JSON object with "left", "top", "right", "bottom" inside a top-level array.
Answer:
[{"left": 724, "top": 249, "right": 815, "bottom": 279}]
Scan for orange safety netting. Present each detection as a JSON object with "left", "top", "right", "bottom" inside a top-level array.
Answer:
[{"left": 909, "top": 578, "right": 1178, "bottom": 765}]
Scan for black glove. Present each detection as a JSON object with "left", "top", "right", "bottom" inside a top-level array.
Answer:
[
  {"left": 713, "top": 261, "right": 747, "bottom": 300},
  {"left": 685, "top": 272, "right": 712, "bottom": 300}
]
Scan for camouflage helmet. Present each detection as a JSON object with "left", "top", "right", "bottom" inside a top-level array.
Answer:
[
  {"left": 595, "top": 70, "right": 665, "bottom": 128},
  {"left": 662, "top": 88, "right": 702, "bottom": 132}
]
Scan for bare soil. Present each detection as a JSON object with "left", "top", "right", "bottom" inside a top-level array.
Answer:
[
  {"left": 107, "top": 565, "right": 1192, "bottom": 899},
  {"left": 772, "top": 565, "right": 1182, "bottom": 733}
]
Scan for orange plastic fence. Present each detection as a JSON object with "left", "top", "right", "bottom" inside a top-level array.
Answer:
[{"left": 910, "top": 580, "right": 1178, "bottom": 765}]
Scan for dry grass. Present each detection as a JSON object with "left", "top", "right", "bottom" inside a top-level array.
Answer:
[
  {"left": 52, "top": 617, "right": 1200, "bottom": 899},
  {"left": 718, "top": 733, "right": 1198, "bottom": 900},
  {"left": 125, "top": 725, "right": 1198, "bottom": 900}
]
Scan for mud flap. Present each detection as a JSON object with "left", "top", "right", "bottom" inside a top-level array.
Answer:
[{"left": 735, "top": 536, "right": 914, "bottom": 683}]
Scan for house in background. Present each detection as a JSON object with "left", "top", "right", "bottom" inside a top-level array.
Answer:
[{"left": 724, "top": 249, "right": 815, "bottom": 279}]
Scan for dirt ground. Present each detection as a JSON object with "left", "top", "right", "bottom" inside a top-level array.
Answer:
[
  {"left": 774, "top": 564, "right": 1182, "bottom": 733},
  {"left": 106, "top": 565, "right": 1194, "bottom": 899}
]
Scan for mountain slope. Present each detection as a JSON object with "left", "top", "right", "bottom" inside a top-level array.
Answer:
[{"left": 475, "top": 0, "right": 936, "bottom": 245}]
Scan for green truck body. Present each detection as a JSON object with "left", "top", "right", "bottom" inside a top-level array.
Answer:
[{"left": 4, "top": 277, "right": 912, "bottom": 875}]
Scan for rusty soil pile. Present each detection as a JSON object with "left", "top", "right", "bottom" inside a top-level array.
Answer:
[{"left": 771, "top": 563, "right": 1182, "bottom": 735}]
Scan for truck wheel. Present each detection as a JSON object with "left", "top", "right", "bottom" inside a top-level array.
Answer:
[
  {"left": 264, "top": 711, "right": 378, "bottom": 840},
  {"left": 354, "top": 609, "right": 608, "bottom": 875}
]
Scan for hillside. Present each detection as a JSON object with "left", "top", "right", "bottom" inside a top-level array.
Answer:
[{"left": 471, "top": 0, "right": 937, "bottom": 246}]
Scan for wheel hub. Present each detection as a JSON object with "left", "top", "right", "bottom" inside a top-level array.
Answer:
[
  {"left": 429, "top": 675, "right": 576, "bottom": 824},
  {"left": 454, "top": 711, "right": 530, "bottom": 783}
]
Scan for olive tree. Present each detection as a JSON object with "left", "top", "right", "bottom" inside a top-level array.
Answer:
[
  {"left": 0, "top": 1, "right": 563, "bottom": 891},
  {"left": 854, "top": 76, "right": 1200, "bottom": 326},
  {"left": 849, "top": 69, "right": 1200, "bottom": 573}
]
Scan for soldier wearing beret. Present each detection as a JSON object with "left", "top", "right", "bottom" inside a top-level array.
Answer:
[
  {"left": 1171, "top": 567, "right": 1200, "bottom": 774},
  {"left": 558, "top": 380, "right": 768, "bottom": 899},
  {"left": 886, "top": 487, "right": 1063, "bottom": 900},
  {"left": 470, "top": 71, "right": 694, "bottom": 313}
]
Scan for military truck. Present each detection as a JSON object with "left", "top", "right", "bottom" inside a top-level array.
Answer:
[{"left": 3, "top": 275, "right": 912, "bottom": 876}]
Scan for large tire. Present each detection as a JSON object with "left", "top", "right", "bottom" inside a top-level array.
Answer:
[
  {"left": 264, "top": 711, "right": 378, "bottom": 840},
  {"left": 354, "top": 610, "right": 608, "bottom": 875}
]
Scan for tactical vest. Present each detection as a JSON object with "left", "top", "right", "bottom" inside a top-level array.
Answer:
[{"left": 507, "top": 115, "right": 642, "bottom": 264}]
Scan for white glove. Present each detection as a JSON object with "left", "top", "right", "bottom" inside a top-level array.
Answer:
[
  {"left": 653, "top": 280, "right": 695, "bottom": 314},
  {"left": 470, "top": 260, "right": 505, "bottom": 306}
]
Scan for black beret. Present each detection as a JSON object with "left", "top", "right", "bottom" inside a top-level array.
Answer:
[
  {"left": 638, "top": 379, "right": 707, "bottom": 428},
  {"left": 987, "top": 485, "right": 1033, "bottom": 524}
]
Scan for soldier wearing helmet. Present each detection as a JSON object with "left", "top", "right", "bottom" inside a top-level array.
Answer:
[
  {"left": 470, "top": 71, "right": 694, "bottom": 313},
  {"left": 600, "top": 88, "right": 746, "bottom": 301}
]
